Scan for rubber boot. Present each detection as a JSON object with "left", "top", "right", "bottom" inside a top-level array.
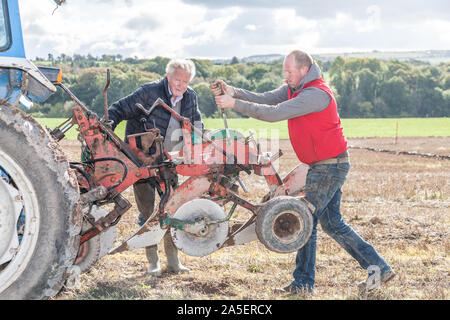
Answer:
[
  {"left": 133, "top": 182, "right": 159, "bottom": 276},
  {"left": 145, "top": 244, "right": 162, "bottom": 277},
  {"left": 164, "top": 232, "right": 190, "bottom": 274}
]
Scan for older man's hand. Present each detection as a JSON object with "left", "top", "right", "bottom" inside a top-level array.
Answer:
[{"left": 215, "top": 94, "right": 235, "bottom": 109}]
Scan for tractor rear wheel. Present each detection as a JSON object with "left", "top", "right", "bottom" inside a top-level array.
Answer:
[{"left": 0, "top": 106, "right": 81, "bottom": 299}]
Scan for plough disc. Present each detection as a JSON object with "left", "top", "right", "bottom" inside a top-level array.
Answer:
[{"left": 170, "top": 199, "right": 229, "bottom": 257}]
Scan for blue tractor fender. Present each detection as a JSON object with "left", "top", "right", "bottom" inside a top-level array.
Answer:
[{"left": 0, "top": 0, "right": 57, "bottom": 109}]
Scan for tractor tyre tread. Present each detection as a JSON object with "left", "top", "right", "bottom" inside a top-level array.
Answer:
[{"left": 0, "top": 105, "right": 82, "bottom": 299}]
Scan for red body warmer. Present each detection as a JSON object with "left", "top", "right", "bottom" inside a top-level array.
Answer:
[{"left": 287, "top": 78, "right": 348, "bottom": 165}]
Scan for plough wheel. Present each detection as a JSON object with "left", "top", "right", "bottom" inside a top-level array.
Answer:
[
  {"left": 74, "top": 205, "right": 117, "bottom": 273},
  {"left": 256, "top": 196, "right": 313, "bottom": 253}
]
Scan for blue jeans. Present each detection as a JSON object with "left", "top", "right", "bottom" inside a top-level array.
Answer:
[{"left": 291, "top": 162, "right": 391, "bottom": 290}]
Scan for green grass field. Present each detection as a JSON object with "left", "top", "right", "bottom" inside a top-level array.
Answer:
[{"left": 36, "top": 117, "right": 450, "bottom": 140}]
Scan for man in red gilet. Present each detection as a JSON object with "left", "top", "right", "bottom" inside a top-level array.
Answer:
[{"left": 211, "top": 50, "right": 394, "bottom": 294}]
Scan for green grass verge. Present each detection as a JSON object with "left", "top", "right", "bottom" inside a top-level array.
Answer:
[{"left": 36, "top": 117, "right": 450, "bottom": 140}]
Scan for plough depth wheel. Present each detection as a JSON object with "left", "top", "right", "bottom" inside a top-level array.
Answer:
[{"left": 256, "top": 196, "right": 313, "bottom": 253}]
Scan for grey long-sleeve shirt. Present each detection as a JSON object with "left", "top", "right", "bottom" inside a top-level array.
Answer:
[{"left": 232, "top": 62, "right": 331, "bottom": 122}]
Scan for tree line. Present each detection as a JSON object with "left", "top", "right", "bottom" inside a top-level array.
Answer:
[{"left": 28, "top": 54, "right": 450, "bottom": 119}]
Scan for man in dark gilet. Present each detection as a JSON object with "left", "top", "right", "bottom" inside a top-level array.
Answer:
[{"left": 108, "top": 59, "right": 203, "bottom": 276}]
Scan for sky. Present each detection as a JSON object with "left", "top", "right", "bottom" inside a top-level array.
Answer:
[{"left": 19, "top": 0, "right": 450, "bottom": 60}]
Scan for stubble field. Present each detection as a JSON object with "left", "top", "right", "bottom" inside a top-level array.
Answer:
[{"left": 55, "top": 136, "right": 449, "bottom": 300}]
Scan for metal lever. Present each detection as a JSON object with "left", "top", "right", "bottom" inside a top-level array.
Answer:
[
  {"left": 103, "top": 69, "right": 111, "bottom": 122},
  {"left": 236, "top": 175, "right": 248, "bottom": 193},
  {"left": 210, "top": 82, "right": 231, "bottom": 142}
]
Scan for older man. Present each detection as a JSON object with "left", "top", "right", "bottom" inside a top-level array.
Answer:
[
  {"left": 108, "top": 58, "right": 203, "bottom": 276},
  {"left": 211, "top": 50, "right": 394, "bottom": 294}
]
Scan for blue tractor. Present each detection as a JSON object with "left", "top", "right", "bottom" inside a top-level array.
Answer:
[
  {"left": 0, "top": 0, "right": 315, "bottom": 301},
  {"left": 0, "top": 0, "right": 82, "bottom": 299}
]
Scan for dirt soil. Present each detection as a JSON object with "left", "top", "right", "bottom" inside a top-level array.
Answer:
[{"left": 56, "top": 137, "right": 449, "bottom": 300}]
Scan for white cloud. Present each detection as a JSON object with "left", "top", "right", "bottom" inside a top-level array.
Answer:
[
  {"left": 19, "top": 0, "right": 213, "bottom": 58},
  {"left": 272, "top": 9, "right": 319, "bottom": 53},
  {"left": 16, "top": 0, "right": 450, "bottom": 60},
  {"left": 244, "top": 24, "right": 258, "bottom": 31}
]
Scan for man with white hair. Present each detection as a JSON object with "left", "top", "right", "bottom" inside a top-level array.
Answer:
[{"left": 108, "top": 58, "right": 203, "bottom": 276}]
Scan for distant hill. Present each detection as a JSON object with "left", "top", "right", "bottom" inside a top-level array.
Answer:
[
  {"left": 313, "top": 50, "right": 450, "bottom": 65},
  {"left": 241, "top": 54, "right": 284, "bottom": 63},
  {"left": 213, "top": 50, "right": 450, "bottom": 65},
  {"left": 212, "top": 54, "right": 283, "bottom": 65}
]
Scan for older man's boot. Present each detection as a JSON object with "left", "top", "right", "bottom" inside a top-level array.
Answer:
[
  {"left": 163, "top": 232, "right": 190, "bottom": 274},
  {"left": 145, "top": 244, "right": 162, "bottom": 277}
]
